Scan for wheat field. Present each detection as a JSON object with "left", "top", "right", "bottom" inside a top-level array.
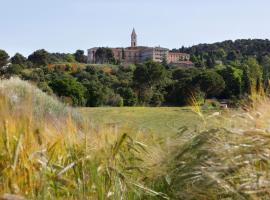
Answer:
[{"left": 1, "top": 78, "right": 270, "bottom": 199}]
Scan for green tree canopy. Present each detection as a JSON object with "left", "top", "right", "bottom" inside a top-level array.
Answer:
[
  {"left": 28, "top": 49, "right": 51, "bottom": 67},
  {"left": 194, "top": 70, "right": 225, "bottom": 98},
  {"left": 11, "top": 53, "right": 27, "bottom": 66},
  {"left": 94, "top": 48, "right": 115, "bottom": 64},
  {"left": 133, "top": 61, "right": 167, "bottom": 88},
  {"left": 0, "top": 50, "right": 9, "bottom": 68},
  {"left": 49, "top": 75, "right": 86, "bottom": 106},
  {"left": 133, "top": 61, "right": 167, "bottom": 104},
  {"left": 218, "top": 66, "right": 243, "bottom": 98},
  {"left": 74, "top": 50, "right": 87, "bottom": 63},
  {"left": 242, "top": 57, "right": 263, "bottom": 94}
]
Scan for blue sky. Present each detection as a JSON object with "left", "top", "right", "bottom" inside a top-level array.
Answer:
[{"left": 1, "top": 0, "right": 270, "bottom": 56}]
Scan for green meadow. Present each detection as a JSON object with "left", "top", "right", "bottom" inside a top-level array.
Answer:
[{"left": 80, "top": 107, "right": 203, "bottom": 135}]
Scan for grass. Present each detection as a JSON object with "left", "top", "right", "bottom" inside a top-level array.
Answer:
[
  {"left": 1, "top": 78, "right": 270, "bottom": 199},
  {"left": 79, "top": 107, "right": 205, "bottom": 135},
  {"left": 0, "top": 78, "right": 169, "bottom": 200}
]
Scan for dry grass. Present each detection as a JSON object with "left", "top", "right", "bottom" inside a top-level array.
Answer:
[
  {"left": 0, "top": 78, "right": 168, "bottom": 200},
  {"left": 1, "top": 78, "right": 270, "bottom": 200},
  {"left": 148, "top": 99, "right": 270, "bottom": 200}
]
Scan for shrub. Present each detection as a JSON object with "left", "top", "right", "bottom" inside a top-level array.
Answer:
[
  {"left": 117, "top": 87, "right": 137, "bottom": 106},
  {"left": 107, "top": 94, "right": 124, "bottom": 107},
  {"left": 49, "top": 75, "right": 86, "bottom": 106}
]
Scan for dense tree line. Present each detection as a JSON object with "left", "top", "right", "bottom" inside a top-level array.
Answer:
[{"left": 0, "top": 39, "right": 270, "bottom": 107}]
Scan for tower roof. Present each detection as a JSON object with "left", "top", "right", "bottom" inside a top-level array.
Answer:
[{"left": 132, "top": 28, "right": 136, "bottom": 36}]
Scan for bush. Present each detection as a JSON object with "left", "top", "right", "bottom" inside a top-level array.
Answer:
[
  {"left": 107, "top": 94, "right": 124, "bottom": 107},
  {"left": 117, "top": 87, "right": 137, "bottom": 106},
  {"left": 6, "top": 64, "right": 23, "bottom": 75},
  {"left": 49, "top": 75, "right": 86, "bottom": 106},
  {"left": 150, "top": 92, "right": 164, "bottom": 106},
  {"left": 37, "top": 81, "right": 53, "bottom": 95}
]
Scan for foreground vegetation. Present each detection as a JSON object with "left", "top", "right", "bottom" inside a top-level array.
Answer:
[
  {"left": 0, "top": 78, "right": 168, "bottom": 199},
  {"left": 1, "top": 78, "right": 270, "bottom": 199}
]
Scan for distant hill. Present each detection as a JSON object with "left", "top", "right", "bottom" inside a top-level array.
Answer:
[{"left": 175, "top": 39, "right": 270, "bottom": 57}]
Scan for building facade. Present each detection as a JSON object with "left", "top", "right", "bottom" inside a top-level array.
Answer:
[{"left": 87, "top": 29, "right": 192, "bottom": 66}]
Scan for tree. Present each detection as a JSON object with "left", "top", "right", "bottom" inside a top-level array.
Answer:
[
  {"left": 194, "top": 70, "right": 225, "bottom": 98},
  {"left": 65, "top": 54, "right": 76, "bottom": 63},
  {"left": 166, "top": 68, "right": 202, "bottom": 105},
  {"left": 117, "top": 87, "right": 137, "bottom": 106},
  {"left": 206, "top": 56, "right": 215, "bottom": 68},
  {"left": 0, "top": 50, "right": 9, "bottom": 68},
  {"left": 227, "top": 51, "right": 238, "bottom": 61},
  {"left": 133, "top": 61, "right": 167, "bottom": 104},
  {"left": 95, "top": 48, "right": 115, "bottom": 64},
  {"left": 133, "top": 61, "right": 166, "bottom": 88},
  {"left": 218, "top": 66, "right": 243, "bottom": 98},
  {"left": 28, "top": 49, "right": 51, "bottom": 67},
  {"left": 215, "top": 48, "right": 226, "bottom": 60},
  {"left": 242, "top": 57, "right": 263, "bottom": 94},
  {"left": 49, "top": 75, "right": 86, "bottom": 106},
  {"left": 6, "top": 64, "right": 23, "bottom": 75},
  {"left": 260, "top": 55, "right": 270, "bottom": 91},
  {"left": 162, "top": 55, "right": 168, "bottom": 68},
  {"left": 83, "top": 80, "right": 111, "bottom": 107},
  {"left": 74, "top": 50, "right": 87, "bottom": 63},
  {"left": 11, "top": 53, "right": 27, "bottom": 66}
]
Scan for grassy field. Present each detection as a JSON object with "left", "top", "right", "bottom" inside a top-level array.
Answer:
[
  {"left": 79, "top": 107, "right": 205, "bottom": 135},
  {"left": 3, "top": 78, "right": 270, "bottom": 199}
]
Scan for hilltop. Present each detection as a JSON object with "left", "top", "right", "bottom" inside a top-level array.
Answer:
[{"left": 0, "top": 39, "right": 270, "bottom": 108}]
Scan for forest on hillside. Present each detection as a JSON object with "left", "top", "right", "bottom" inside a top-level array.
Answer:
[{"left": 1, "top": 39, "right": 270, "bottom": 107}]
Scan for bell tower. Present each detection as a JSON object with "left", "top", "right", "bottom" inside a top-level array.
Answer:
[{"left": 131, "top": 28, "right": 137, "bottom": 47}]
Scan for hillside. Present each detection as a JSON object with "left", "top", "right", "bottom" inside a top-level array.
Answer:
[{"left": 1, "top": 39, "right": 270, "bottom": 108}]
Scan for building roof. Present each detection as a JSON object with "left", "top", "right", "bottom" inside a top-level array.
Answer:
[
  {"left": 131, "top": 28, "right": 137, "bottom": 36},
  {"left": 168, "top": 52, "right": 190, "bottom": 56}
]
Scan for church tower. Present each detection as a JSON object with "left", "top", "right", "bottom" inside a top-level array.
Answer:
[{"left": 131, "top": 28, "right": 137, "bottom": 47}]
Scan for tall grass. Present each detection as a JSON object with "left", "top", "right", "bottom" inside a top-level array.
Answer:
[
  {"left": 2, "top": 78, "right": 270, "bottom": 199},
  {"left": 0, "top": 78, "right": 168, "bottom": 199},
  {"left": 148, "top": 99, "right": 270, "bottom": 199}
]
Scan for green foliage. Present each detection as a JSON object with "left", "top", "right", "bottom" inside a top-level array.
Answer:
[
  {"left": 134, "top": 61, "right": 166, "bottom": 88},
  {"left": 227, "top": 50, "right": 238, "bottom": 61},
  {"left": 107, "top": 94, "right": 124, "bottom": 107},
  {"left": 74, "top": 50, "right": 87, "bottom": 63},
  {"left": 83, "top": 80, "right": 111, "bottom": 107},
  {"left": 6, "top": 64, "right": 24, "bottom": 75},
  {"left": 260, "top": 55, "right": 270, "bottom": 91},
  {"left": 117, "top": 87, "right": 137, "bottom": 106},
  {"left": 194, "top": 70, "right": 225, "bottom": 98},
  {"left": 0, "top": 38, "right": 269, "bottom": 107},
  {"left": 95, "top": 47, "right": 116, "bottom": 64},
  {"left": 28, "top": 49, "right": 51, "bottom": 67},
  {"left": 37, "top": 81, "right": 53, "bottom": 95},
  {"left": 65, "top": 53, "right": 76, "bottom": 63},
  {"left": 242, "top": 57, "right": 263, "bottom": 94},
  {"left": 167, "top": 68, "right": 203, "bottom": 105},
  {"left": 133, "top": 61, "right": 167, "bottom": 104},
  {"left": 49, "top": 75, "right": 86, "bottom": 106},
  {"left": 218, "top": 66, "right": 243, "bottom": 98},
  {"left": 0, "top": 49, "right": 9, "bottom": 68},
  {"left": 10, "top": 53, "right": 27, "bottom": 66},
  {"left": 150, "top": 92, "right": 165, "bottom": 106}
]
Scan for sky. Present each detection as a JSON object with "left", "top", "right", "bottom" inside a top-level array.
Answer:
[{"left": 1, "top": 0, "right": 270, "bottom": 56}]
